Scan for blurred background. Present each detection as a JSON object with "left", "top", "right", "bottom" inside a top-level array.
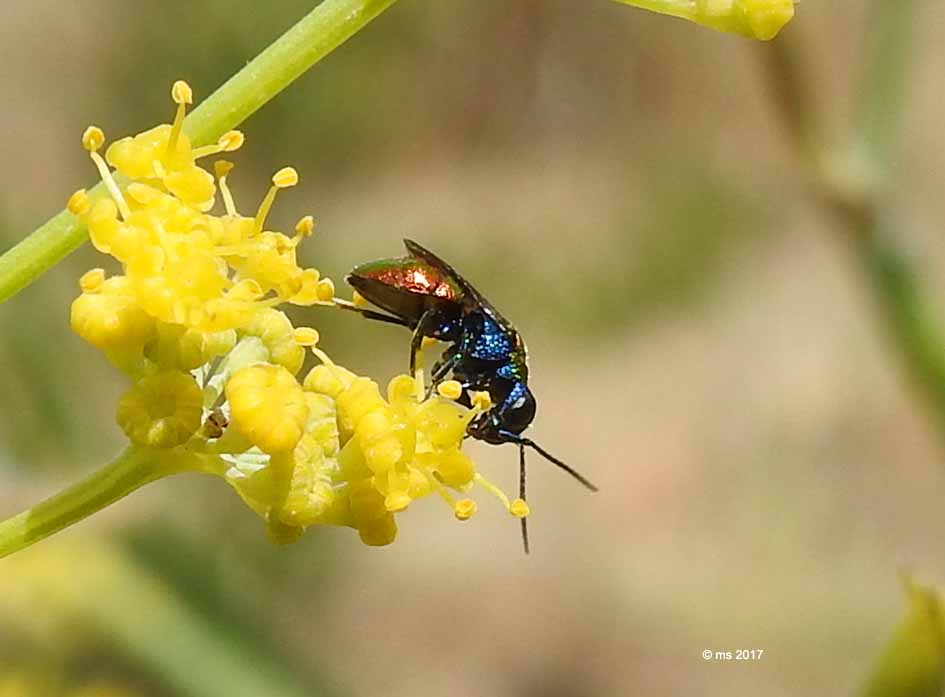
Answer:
[{"left": 2, "top": 1, "right": 945, "bottom": 695}]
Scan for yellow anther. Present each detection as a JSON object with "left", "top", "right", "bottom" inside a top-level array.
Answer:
[
  {"left": 470, "top": 390, "right": 493, "bottom": 411},
  {"left": 67, "top": 189, "right": 91, "bottom": 216},
  {"left": 510, "top": 498, "right": 530, "bottom": 518},
  {"left": 295, "top": 215, "right": 315, "bottom": 238},
  {"left": 82, "top": 126, "right": 105, "bottom": 152},
  {"left": 215, "top": 160, "right": 238, "bottom": 216},
  {"left": 315, "top": 278, "right": 335, "bottom": 302},
  {"left": 437, "top": 380, "right": 463, "bottom": 400},
  {"left": 454, "top": 498, "right": 478, "bottom": 521},
  {"left": 219, "top": 130, "right": 244, "bottom": 151},
  {"left": 293, "top": 327, "right": 320, "bottom": 346},
  {"left": 171, "top": 80, "right": 193, "bottom": 105},
  {"left": 272, "top": 167, "right": 299, "bottom": 188},
  {"left": 352, "top": 290, "right": 368, "bottom": 308},
  {"left": 79, "top": 268, "right": 106, "bottom": 293},
  {"left": 214, "top": 160, "right": 234, "bottom": 179}
]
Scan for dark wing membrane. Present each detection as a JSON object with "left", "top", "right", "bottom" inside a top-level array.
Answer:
[{"left": 402, "top": 239, "right": 517, "bottom": 333}]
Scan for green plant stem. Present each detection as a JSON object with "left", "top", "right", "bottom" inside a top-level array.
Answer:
[
  {"left": 760, "top": 5, "right": 945, "bottom": 438},
  {"left": 0, "top": 447, "right": 167, "bottom": 558},
  {"left": 0, "top": 0, "right": 400, "bottom": 305}
]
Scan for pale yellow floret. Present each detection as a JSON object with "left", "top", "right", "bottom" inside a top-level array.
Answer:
[
  {"left": 242, "top": 308, "right": 306, "bottom": 373},
  {"left": 226, "top": 364, "right": 309, "bottom": 454},
  {"left": 315, "top": 278, "right": 335, "bottom": 301},
  {"left": 82, "top": 126, "right": 105, "bottom": 152},
  {"left": 351, "top": 290, "right": 367, "bottom": 308},
  {"left": 454, "top": 498, "right": 477, "bottom": 521},
  {"left": 228, "top": 278, "right": 264, "bottom": 302},
  {"left": 67, "top": 189, "right": 92, "bottom": 216},
  {"left": 116, "top": 371, "right": 203, "bottom": 448},
  {"left": 71, "top": 278, "right": 155, "bottom": 351}
]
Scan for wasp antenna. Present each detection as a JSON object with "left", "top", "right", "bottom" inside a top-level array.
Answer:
[
  {"left": 519, "top": 444, "right": 530, "bottom": 555},
  {"left": 521, "top": 438, "right": 599, "bottom": 492}
]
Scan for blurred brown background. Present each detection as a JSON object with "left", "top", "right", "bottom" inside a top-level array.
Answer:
[{"left": 2, "top": 1, "right": 945, "bottom": 695}]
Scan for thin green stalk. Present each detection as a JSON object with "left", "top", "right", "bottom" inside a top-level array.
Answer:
[
  {"left": 0, "top": 447, "right": 165, "bottom": 558},
  {"left": 760, "top": 3, "right": 945, "bottom": 441},
  {"left": 0, "top": 0, "right": 400, "bottom": 304}
]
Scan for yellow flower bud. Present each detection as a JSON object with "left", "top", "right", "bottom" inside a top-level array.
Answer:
[
  {"left": 71, "top": 282, "right": 155, "bottom": 350},
  {"left": 67, "top": 189, "right": 92, "bottom": 216},
  {"left": 116, "top": 372, "right": 203, "bottom": 448},
  {"left": 226, "top": 364, "right": 309, "bottom": 454}
]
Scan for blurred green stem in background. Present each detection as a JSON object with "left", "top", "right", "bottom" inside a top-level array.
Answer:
[
  {"left": 0, "top": 446, "right": 170, "bottom": 558},
  {"left": 0, "top": 0, "right": 399, "bottom": 305},
  {"left": 4, "top": 538, "right": 326, "bottom": 697},
  {"left": 861, "top": 577, "right": 945, "bottom": 697},
  {"left": 762, "top": 1, "right": 945, "bottom": 441}
]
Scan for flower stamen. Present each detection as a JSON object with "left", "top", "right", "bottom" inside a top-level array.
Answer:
[
  {"left": 214, "top": 161, "right": 238, "bottom": 216},
  {"left": 166, "top": 80, "right": 193, "bottom": 158},
  {"left": 254, "top": 167, "right": 299, "bottom": 236},
  {"left": 193, "top": 130, "right": 245, "bottom": 159},
  {"left": 85, "top": 132, "right": 131, "bottom": 221}
]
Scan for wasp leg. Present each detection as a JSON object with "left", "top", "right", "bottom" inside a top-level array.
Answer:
[
  {"left": 333, "top": 298, "right": 412, "bottom": 328},
  {"left": 425, "top": 350, "right": 461, "bottom": 399},
  {"left": 409, "top": 310, "right": 447, "bottom": 375}
]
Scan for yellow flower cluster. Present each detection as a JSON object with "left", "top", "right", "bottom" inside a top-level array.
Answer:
[
  {"left": 613, "top": 0, "right": 794, "bottom": 40},
  {"left": 67, "top": 81, "right": 527, "bottom": 546}
]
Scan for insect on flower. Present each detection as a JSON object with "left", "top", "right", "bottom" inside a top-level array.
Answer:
[{"left": 336, "top": 240, "right": 598, "bottom": 552}]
